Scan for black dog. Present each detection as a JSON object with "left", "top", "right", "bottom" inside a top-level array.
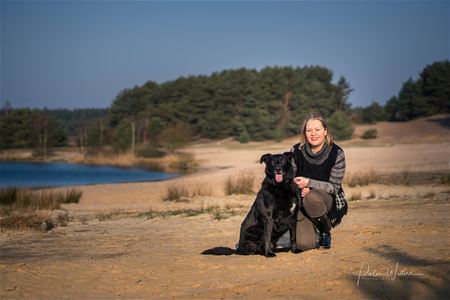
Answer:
[{"left": 236, "top": 152, "right": 300, "bottom": 257}]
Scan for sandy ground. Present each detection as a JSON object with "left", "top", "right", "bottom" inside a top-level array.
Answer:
[{"left": 1, "top": 116, "right": 449, "bottom": 299}]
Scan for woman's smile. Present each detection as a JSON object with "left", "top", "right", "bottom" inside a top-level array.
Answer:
[{"left": 305, "top": 119, "right": 328, "bottom": 152}]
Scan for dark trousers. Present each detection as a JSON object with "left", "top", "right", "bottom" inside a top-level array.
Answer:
[{"left": 296, "top": 190, "right": 333, "bottom": 251}]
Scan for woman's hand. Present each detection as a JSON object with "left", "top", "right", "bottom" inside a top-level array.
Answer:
[
  {"left": 301, "top": 187, "right": 310, "bottom": 198},
  {"left": 294, "top": 176, "right": 309, "bottom": 188}
]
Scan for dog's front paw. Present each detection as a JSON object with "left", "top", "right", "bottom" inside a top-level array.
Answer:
[
  {"left": 236, "top": 247, "right": 251, "bottom": 256},
  {"left": 264, "top": 251, "right": 276, "bottom": 258},
  {"left": 290, "top": 244, "right": 301, "bottom": 254}
]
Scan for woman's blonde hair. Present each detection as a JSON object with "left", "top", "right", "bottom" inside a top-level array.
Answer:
[{"left": 299, "top": 112, "right": 334, "bottom": 148}]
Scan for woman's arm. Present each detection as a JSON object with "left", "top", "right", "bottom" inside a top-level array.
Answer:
[{"left": 307, "top": 149, "right": 346, "bottom": 195}]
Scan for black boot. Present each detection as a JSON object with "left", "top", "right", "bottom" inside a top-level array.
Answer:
[
  {"left": 311, "top": 213, "right": 332, "bottom": 249},
  {"left": 319, "top": 232, "right": 331, "bottom": 249}
]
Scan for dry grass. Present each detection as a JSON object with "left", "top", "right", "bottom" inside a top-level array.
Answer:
[
  {"left": 349, "top": 191, "right": 362, "bottom": 201},
  {"left": 344, "top": 169, "right": 382, "bottom": 187},
  {"left": 0, "top": 188, "right": 82, "bottom": 213},
  {"left": 361, "top": 128, "right": 378, "bottom": 139},
  {"left": 224, "top": 170, "right": 255, "bottom": 195},
  {"left": 342, "top": 169, "right": 449, "bottom": 187},
  {"left": 137, "top": 205, "right": 238, "bottom": 221},
  {"left": 162, "top": 182, "right": 213, "bottom": 202},
  {"left": 0, "top": 188, "right": 81, "bottom": 230},
  {"left": 0, "top": 149, "right": 33, "bottom": 160},
  {"left": 440, "top": 174, "right": 450, "bottom": 185},
  {"left": 0, "top": 213, "right": 48, "bottom": 230},
  {"left": 69, "top": 151, "right": 197, "bottom": 173},
  {"left": 0, "top": 209, "right": 70, "bottom": 231},
  {"left": 163, "top": 184, "right": 190, "bottom": 202},
  {"left": 191, "top": 184, "right": 212, "bottom": 197},
  {"left": 367, "top": 189, "right": 376, "bottom": 199}
]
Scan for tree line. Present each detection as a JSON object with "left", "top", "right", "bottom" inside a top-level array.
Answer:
[
  {"left": 107, "top": 65, "right": 353, "bottom": 148},
  {"left": 352, "top": 60, "right": 450, "bottom": 123},
  {"left": 0, "top": 107, "right": 108, "bottom": 154},
  {"left": 1, "top": 61, "right": 448, "bottom": 154}
]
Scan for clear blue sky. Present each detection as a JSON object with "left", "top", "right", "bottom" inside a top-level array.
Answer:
[{"left": 1, "top": 0, "right": 449, "bottom": 109}]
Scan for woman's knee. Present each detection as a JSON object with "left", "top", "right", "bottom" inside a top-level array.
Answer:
[{"left": 303, "top": 190, "right": 328, "bottom": 218}]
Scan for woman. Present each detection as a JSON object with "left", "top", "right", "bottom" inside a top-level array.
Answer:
[{"left": 290, "top": 112, "right": 348, "bottom": 251}]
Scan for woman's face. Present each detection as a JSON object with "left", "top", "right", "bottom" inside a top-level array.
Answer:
[{"left": 305, "top": 119, "right": 327, "bottom": 150}]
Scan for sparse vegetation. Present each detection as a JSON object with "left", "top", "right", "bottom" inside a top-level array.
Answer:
[
  {"left": 69, "top": 151, "right": 196, "bottom": 173},
  {"left": 162, "top": 181, "right": 212, "bottom": 202},
  {"left": 212, "top": 210, "right": 238, "bottom": 221},
  {"left": 163, "top": 185, "right": 190, "bottom": 202},
  {"left": 0, "top": 187, "right": 81, "bottom": 230},
  {"left": 361, "top": 128, "right": 378, "bottom": 139},
  {"left": 343, "top": 169, "right": 448, "bottom": 187},
  {"left": 135, "top": 205, "right": 240, "bottom": 221},
  {"left": 349, "top": 192, "right": 362, "bottom": 201},
  {"left": 224, "top": 170, "right": 255, "bottom": 195},
  {"left": 379, "top": 193, "right": 400, "bottom": 200},
  {"left": 191, "top": 184, "right": 212, "bottom": 197},
  {"left": 168, "top": 153, "right": 197, "bottom": 173},
  {"left": 328, "top": 110, "right": 354, "bottom": 141},
  {"left": 0, "top": 213, "right": 48, "bottom": 230},
  {"left": 344, "top": 169, "right": 381, "bottom": 187},
  {"left": 421, "top": 192, "right": 436, "bottom": 198},
  {"left": 0, "top": 187, "right": 82, "bottom": 213},
  {"left": 367, "top": 190, "right": 376, "bottom": 199},
  {"left": 440, "top": 174, "right": 450, "bottom": 185},
  {"left": 62, "top": 188, "right": 83, "bottom": 204},
  {"left": 136, "top": 146, "right": 166, "bottom": 158},
  {"left": 138, "top": 206, "right": 219, "bottom": 219},
  {"left": 96, "top": 212, "right": 113, "bottom": 221}
]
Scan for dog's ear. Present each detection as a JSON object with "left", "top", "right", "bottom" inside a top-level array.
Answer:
[
  {"left": 260, "top": 153, "right": 272, "bottom": 164},
  {"left": 283, "top": 152, "right": 295, "bottom": 161}
]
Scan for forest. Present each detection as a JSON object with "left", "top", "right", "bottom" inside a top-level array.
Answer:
[{"left": 1, "top": 60, "right": 449, "bottom": 154}]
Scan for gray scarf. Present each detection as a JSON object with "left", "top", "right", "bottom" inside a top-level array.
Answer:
[{"left": 301, "top": 143, "right": 332, "bottom": 165}]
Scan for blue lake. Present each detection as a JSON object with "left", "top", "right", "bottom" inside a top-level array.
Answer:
[{"left": 0, "top": 162, "right": 177, "bottom": 188}]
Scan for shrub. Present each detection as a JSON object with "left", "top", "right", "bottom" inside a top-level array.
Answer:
[
  {"left": 328, "top": 110, "right": 354, "bottom": 140},
  {"left": 344, "top": 169, "right": 415, "bottom": 187},
  {"left": 0, "top": 188, "right": 82, "bottom": 213},
  {"left": 157, "top": 122, "right": 192, "bottom": 152},
  {"left": 163, "top": 185, "right": 190, "bottom": 202},
  {"left": 168, "top": 153, "right": 197, "bottom": 173},
  {"left": 112, "top": 120, "right": 132, "bottom": 152},
  {"left": 360, "top": 101, "right": 388, "bottom": 123},
  {"left": 191, "top": 184, "right": 212, "bottom": 197},
  {"left": 238, "top": 130, "right": 250, "bottom": 144},
  {"left": 344, "top": 169, "right": 381, "bottom": 187},
  {"left": 361, "top": 128, "right": 378, "bottom": 139},
  {"left": 60, "top": 188, "right": 83, "bottom": 204},
  {"left": 440, "top": 174, "right": 450, "bottom": 185},
  {"left": 136, "top": 146, "right": 166, "bottom": 158},
  {"left": 137, "top": 206, "right": 235, "bottom": 221},
  {"left": 272, "top": 129, "right": 284, "bottom": 143},
  {"left": 0, "top": 213, "right": 48, "bottom": 230},
  {"left": 224, "top": 171, "right": 255, "bottom": 195},
  {"left": 0, "top": 209, "right": 69, "bottom": 231},
  {"left": 162, "top": 181, "right": 212, "bottom": 202},
  {"left": 0, "top": 187, "right": 19, "bottom": 205},
  {"left": 349, "top": 192, "right": 362, "bottom": 201},
  {"left": 367, "top": 190, "right": 376, "bottom": 199}
]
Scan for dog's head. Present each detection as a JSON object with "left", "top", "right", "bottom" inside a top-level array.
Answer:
[{"left": 260, "top": 152, "right": 297, "bottom": 185}]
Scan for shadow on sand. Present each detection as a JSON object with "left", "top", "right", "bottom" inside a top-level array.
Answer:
[
  {"left": 427, "top": 115, "right": 450, "bottom": 128},
  {"left": 201, "top": 247, "right": 236, "bottom": 256},
  {"left": 349, "top": 244, "right": 450, "bottom": 299},
  {"left": 201, "top": 246, "right": 292, "bottom": 256}
]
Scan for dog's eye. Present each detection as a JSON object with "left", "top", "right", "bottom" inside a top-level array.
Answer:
[{"left": 271, "top": 160, "right": 275, "bottom": 166}]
